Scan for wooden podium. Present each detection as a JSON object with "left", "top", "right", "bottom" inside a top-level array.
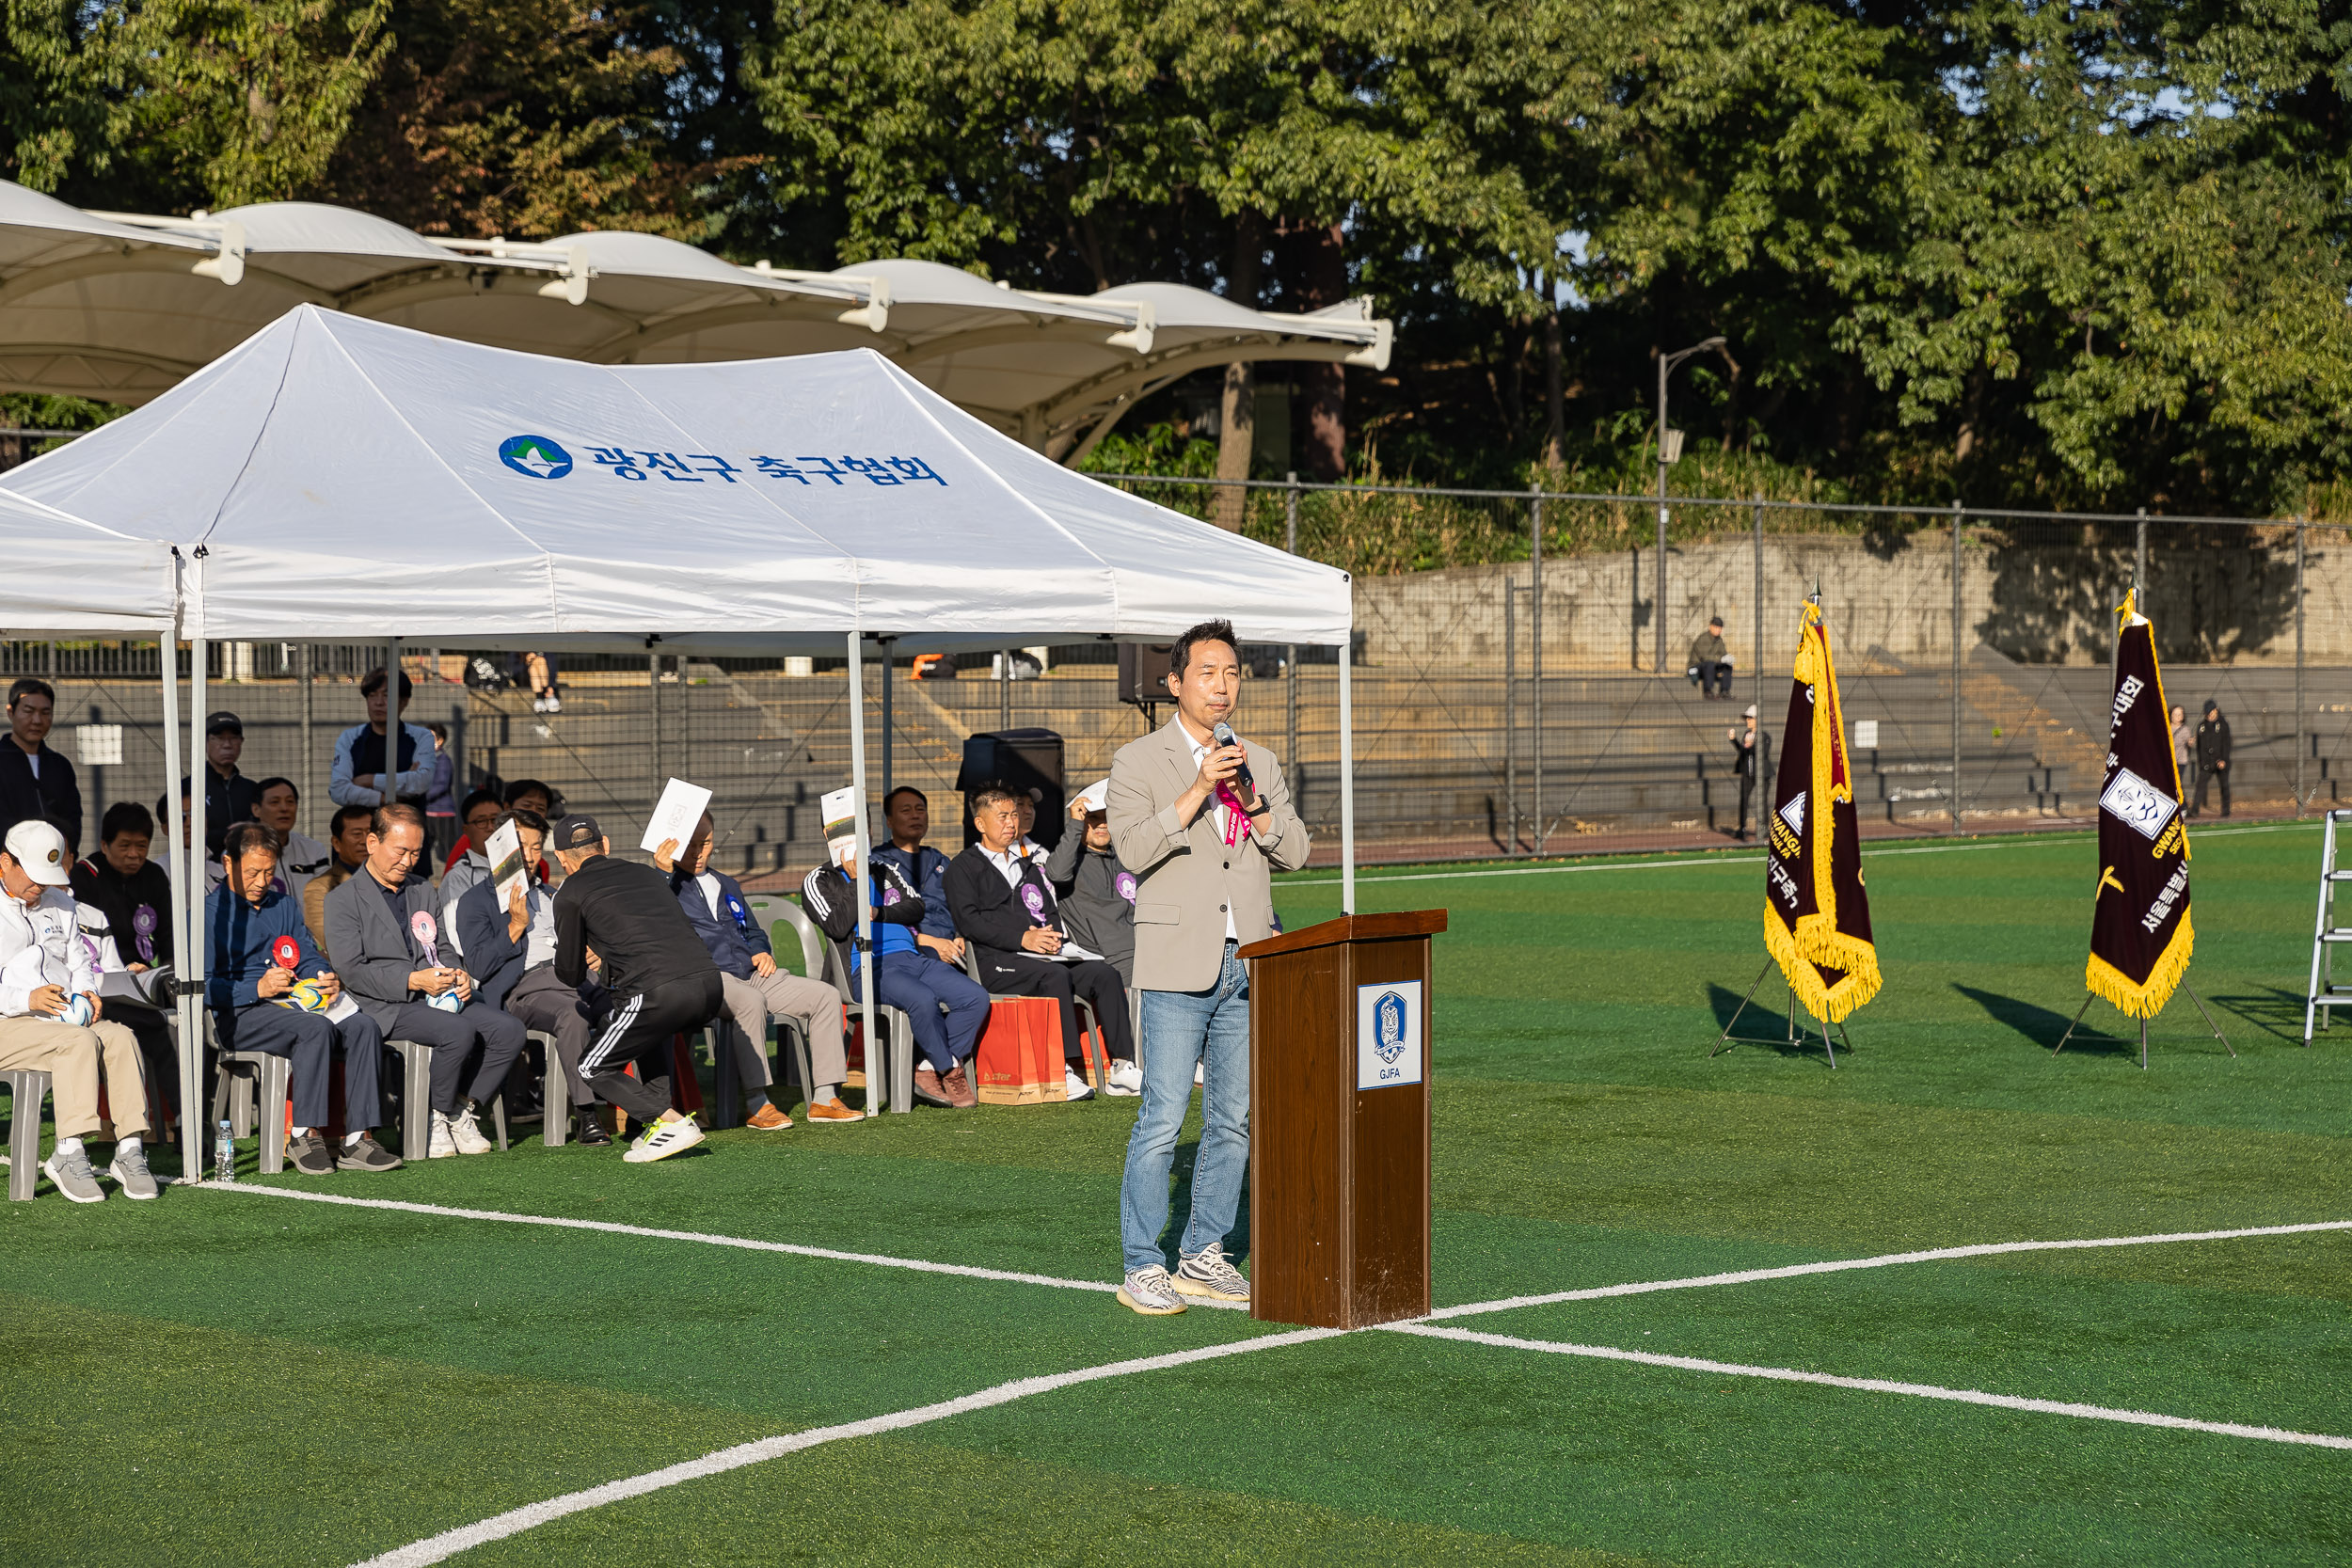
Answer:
[{"left": 1240, "top": 909, "right": 1448, "bottom": 1328}]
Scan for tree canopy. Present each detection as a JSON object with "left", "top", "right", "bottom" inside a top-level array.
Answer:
[{"left": 6, "top": 0, "right": 2351, "bottom": 513}]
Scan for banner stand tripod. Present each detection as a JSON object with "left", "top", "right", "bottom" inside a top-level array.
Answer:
[
  {"left": 2051, "top": 985, "right": 2233, "bottom": 1070},
  {"left": 1712, "top": 959, "right": 1851, "bottom": 1069}
]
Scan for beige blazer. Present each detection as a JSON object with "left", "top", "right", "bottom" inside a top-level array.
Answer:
[{"left": 1106, "top": 718, "right": 1310, "bottom": 992}]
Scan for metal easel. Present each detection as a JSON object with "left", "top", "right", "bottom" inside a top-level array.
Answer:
[
  {"left": 2052, "top": 986, "right": 2233, "bottom": 1070},
  {"left": 1712, "top": 959, "right": 1851, "bottom": 1069}
]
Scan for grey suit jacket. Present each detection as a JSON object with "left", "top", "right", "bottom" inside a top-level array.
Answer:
[
  {"left": 324, "top": 869, "right": 440, "bottom": 1030},
  {"left": 1106, "top": 717, "right": 1309, "bottom": 992}
]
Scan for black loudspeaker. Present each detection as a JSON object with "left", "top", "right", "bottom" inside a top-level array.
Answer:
[
  {"left": 1115, "top": 643, "right": 1174, "bottom": 707},
  {"left": 956, "top": 729, "right": 1066, "bottom": 848}
]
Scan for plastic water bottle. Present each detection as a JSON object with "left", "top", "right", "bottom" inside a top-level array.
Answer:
[{"left": 215, "top": 1118, "right": 236, "bottom": 1184}]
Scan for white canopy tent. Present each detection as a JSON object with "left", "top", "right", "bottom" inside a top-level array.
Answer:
[
  {"left": 0, "top": 182, "right": 1391, "bottom": 458},
  {"left": 1, "top": 304, "right": 1359, "bottom": 1179}
]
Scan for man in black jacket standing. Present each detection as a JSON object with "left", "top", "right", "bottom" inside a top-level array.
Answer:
[
  {"left": 0, "top": 679, "right": 79, "bottom": 853},
  {"left": 946, "top": 784, "right": 1136, "bottom": 1099},
  {"left": 549, "top": 814, "right": 722, "bottom": 1163},
  {"left": 2192, "top": 700, "right": 2232, "bottom": 819}
]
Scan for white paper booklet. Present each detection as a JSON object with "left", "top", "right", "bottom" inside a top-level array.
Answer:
[
  {"left": 485, "top": 818, "right": 529, "bottom": 911},
  {"left": 640, "top": 776, "right": 714, "bottom": 854}
]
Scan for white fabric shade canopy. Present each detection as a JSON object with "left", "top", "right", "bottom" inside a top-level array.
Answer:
[
  {"left": 2, "top": 305, "right": 1353, "bottom": 650},
  {"left": 0, "top": 182, "right": 1390, "bottom": 457}
]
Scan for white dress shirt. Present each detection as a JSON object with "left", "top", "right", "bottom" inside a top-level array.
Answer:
[{"left": 1177, "top": 719, "right": 1240, "bottom": 942}]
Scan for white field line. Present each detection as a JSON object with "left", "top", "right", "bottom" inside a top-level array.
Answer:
[
  {"left": 350, "top": 1327, "right": 1343, "bottom": 1568},
  {"left": 1279, "top": 819, "right": 2306, "bottom": 887},
  {"left": 199, "top": 1182, "right": 1248, "bottom": 1311},
  {"left": 1422, "top": 1218, "right": 2352, "bottom": 1322},
  {"left": 1384, "top": 1322, "right": 2352, "bottom": 1451}
]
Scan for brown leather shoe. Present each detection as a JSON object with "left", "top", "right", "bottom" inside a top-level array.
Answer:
[
  {"left": 912, "top": 1066, "right": 952, "bottom": 1107},
  {"left": 942, "top": 1061, "right": 978, "bottom": 1109},
  {"left": 745, "top": 1103, "right": 793, "bottom": 1131},
  {"left": 804, "top": 1096, "right": 865, "bottom": 1123}
]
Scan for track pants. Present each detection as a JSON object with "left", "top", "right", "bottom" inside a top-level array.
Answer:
[
  {"left": 977, "top": 951, "right": 1135, "bottom": 1065},
  {"left": 215, "top": 1003, "right": 387, "bottom": 1130},
  {"left": 580, "top": 973, "right": 723, "bottom": 1124}
]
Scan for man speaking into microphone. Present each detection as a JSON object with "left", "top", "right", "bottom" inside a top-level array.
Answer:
[{"left": 1106, "top": 619, "right": 1310, "bottom": 1314}]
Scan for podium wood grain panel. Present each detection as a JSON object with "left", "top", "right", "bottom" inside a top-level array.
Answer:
[{"left": 1245, "top": 910, "right": 1445, "bottom": 1328}]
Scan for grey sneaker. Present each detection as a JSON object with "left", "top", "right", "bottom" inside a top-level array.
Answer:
[
  {"left": 336, "top": 1132, "right": 403, "bottom": 1172},
  {"left": 1117, "top": 1264, "right": 1188, "bottom": 1316},
  {"left": 1173, "top": 1244, "right": 1250, "bottom": 1303},
  {"left": 285, "top": 1132, "right": 335, "bottom": 1177},
  {"left": 106, "top": 1141, "right": 160, "bottom": 1199},
  {"left": 41, "top": 1142, "right": 104, "bottom": 1204}
]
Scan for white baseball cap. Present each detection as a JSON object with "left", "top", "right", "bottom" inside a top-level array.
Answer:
[
  {"left": 5, "top": 819, "right": 70, "bottom": 885},
  {"left": 1743, "top": 705, "right": 1757, "bottom": 718}
]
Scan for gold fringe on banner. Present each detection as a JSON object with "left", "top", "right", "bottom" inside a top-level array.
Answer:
[{"left": 1768, "top": 603, "right": 1882, "bottom": 1022}]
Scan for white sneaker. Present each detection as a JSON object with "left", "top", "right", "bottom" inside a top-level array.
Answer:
[
  {"left": 1193, "top": 1061, "right": 1205, "bottom": 1087},
  {"left": 531, "top": 696, "right": 549, "bottom": 713},
  {"left": 427, "top": 1111, "right": 458, "bottom": 1159},
  {"left": 1105, "top": 1059, "right": 1143, "bottom": 1096},
  {"left": 451, "top": 1107, "right": 494, "bottom": 1155},
  {"left": 623, "top": 1115, "right": 704, "bottom": 1164},
  {"left": 544, "top": 694, "right": 562, "bottom": 714},
  {"left": 1064, "top": 1067, "right": 1096, "bottom": 1101}
]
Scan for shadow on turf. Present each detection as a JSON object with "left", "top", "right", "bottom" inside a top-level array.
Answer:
[
  {"left": 1705, "top": 983, "right": 1837, "bottom": 1064},
  {"left": 1951, "top": 983, "right": 2135, "bottom": 1056}
]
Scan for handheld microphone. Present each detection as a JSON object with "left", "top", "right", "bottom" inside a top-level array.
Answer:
[{"left": 1211, "top": 721, "right": 1255, "bottom": 794}]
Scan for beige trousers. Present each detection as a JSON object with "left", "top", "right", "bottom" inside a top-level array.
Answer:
[
  {"left": 0, "top": 1014, "right": 150, "bottom": 1140},
  {"left": 719, "top": 970, "right": 847, "bottom": 1090}
]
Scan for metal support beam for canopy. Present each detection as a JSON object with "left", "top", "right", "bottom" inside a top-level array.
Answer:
[
  {"left": 1340, "top": 648, "right": 1356, "bottom": 915},
  {"left": 847, "top": 634, "right": 895, "bottom": 1111},
  {"left": 186, "top": 554, "right": 210, "bottom": 1178},
  {"left": 163, "top": 554, "right": 199, "bottom": 1182}
]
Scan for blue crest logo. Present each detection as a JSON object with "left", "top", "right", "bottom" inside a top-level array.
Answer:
[
  {"left": 500, "top": 435, "right": 573, "bottom": 479},
  {"left": 1373, "top": 990, "right": 1408, "bottom": 1064}
]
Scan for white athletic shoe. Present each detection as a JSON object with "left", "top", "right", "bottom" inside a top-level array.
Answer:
[
  {"left": 451, "top": 1107, "right": 494, "bottom": 1155},
  {"left": 1193, "top": 1061, "right": 1205, "bottom": 1087},
  {"left": 1064, "top": 1067, "right": 1096, "bottom": 1101},
  {"left": 544, "top": 694, "right": 562, "bottom": 714},
  {"left": 1104, "top": 1060, "right": 1143, "bottom": 1097},
  {"left": 531, "top": 696, "right": 549, "bottom": 713},
  {"left": 427, "top": 1111, "right": 459, "bottom": 1159},
  {"left": 623, "top": 1115, "right": 704, "bottom": 1164}
]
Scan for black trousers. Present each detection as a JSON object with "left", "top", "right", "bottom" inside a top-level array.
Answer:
[
  {"left": 1737, "top": 772, "right": 1756, "bottom": 835},
  {"left": 2193, "top": 764, "right": 2230, "bottom": 816},
  {"left": 580, "top": 973, "right": 723, "bottom": 1123},
  {"left": 1697, "top": 660, "right": 1730, "bottom": 696},
  {"left": 383, "top": 1000, "right": 526, "bottom": 1115},
  {"left": 216, "top": 1002, "right": 388, "bottom": 1130},
  {"left": 977, "top": 950, "right": 1135, "bottom": 1065}
]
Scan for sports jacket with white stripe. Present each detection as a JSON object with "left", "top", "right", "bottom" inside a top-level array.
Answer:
[{"left": 553, "top": 853, "right": 716, "bottom": 998}]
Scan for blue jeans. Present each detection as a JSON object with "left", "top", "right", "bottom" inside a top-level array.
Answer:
[{"left": 1120, "top": 942, "right": 1249, "bottom": 1273}]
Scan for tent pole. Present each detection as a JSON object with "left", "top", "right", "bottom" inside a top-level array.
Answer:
[
  {"left": 1340, "top": 639, "right": 1356, "bottom": 916},
  {"left": 160, "top": 559, "right": 197, "bottom": 1181},
  {"left": 847, "top": 633, "right": 889, "bottom": 1111},
  {"left": 881, "top": 637, "right": 895, "bottom": 798},
  {"left": 387, "top": 634, "right": 402, "bottom": 810},
  {"left": 187, "top": 556, "right": 210, "bottom": 1177}
]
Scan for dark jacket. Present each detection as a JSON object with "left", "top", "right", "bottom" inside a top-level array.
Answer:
[
  {"left": 2195, "top": 715, "right": 2232, "bottom": 769},
  {"left": 803, "top": 860, "right": 926, "bottom": 964},
  {"left": 1731, "top": 727, "right": 1758, "bottom": 779},
  {"left": 668, "top": 865, "right": 771, "bottom": 979},
  {"left": 324, "top": 867, "right": 450, "bottom": 1028},
  {"left": 72, "top": 854, "right": 176, "bottom": 969},
  {"left": 872, "top": 842, "right": 956, "bottom": 941},
  {"left": 204, "top": 883, "right": 328, "bottom": 1011},
  {"left": 186, "top": 766, "right": 259, "bottom": 855},
  {"left": 552, "top": 852, "right": 715, "bottom": 996},
  {"left": 455, "top": 876, "right": 528, "bottom": 1010},
  {"left": 0, "top": 741, "right": 80, "bottom": 853},
  {"left": 945, "top": 845, "right": 1066, "bottom": 966},
  {"left": 1043, "top": 831, "right": 1136, "bottom": 980}
]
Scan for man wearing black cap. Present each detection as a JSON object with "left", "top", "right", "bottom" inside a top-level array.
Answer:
[
  {"left": 184, "top": 711, "right": 260, "bottom": 856},
  {"left": 548, "top": 814, "right": 722, "bottom": 1163}
]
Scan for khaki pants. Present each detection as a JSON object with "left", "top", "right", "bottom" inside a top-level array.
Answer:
[
  {"left": 719, "top": 969, "right": 847, "bottom": 1090},
  {"left": 0, "top": 1014, "right": 150, "bottom": 1140}
]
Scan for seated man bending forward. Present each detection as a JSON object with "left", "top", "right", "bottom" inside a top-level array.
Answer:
[
  {"left": 946, "top": 785, "right": 1136, "bottom": 1101},
  {"left": 326, "top": 804, "right": 524, "bottom": 1160},
  {"left": 660, "top": 811, "right": 863, "bottom": 1127},
  {"left": 207, "top": 822, "right": 400, "bottom": 1174}
]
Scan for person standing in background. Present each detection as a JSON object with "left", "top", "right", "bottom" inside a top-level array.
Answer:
[
  {"left": 329, "top": 667, "right": 435, "bottom": 811},
  {"left": 2170, "top": 705, "right": 2193, "bottom": 782},
  {"left": 0, "top": 678, "right": 80, "bottom": 853},
  {"left": 183, "top": 710, "right": 257, "bottom": 855},
  {"left": 1728, "top": 705, "right": 1759, "bottom": 840},
  {"left": 422, "top": 722, "right": 458, "bottom": 863},
  {"left": 2192, "top": 701, "right": 2232, "bottom": 818}
]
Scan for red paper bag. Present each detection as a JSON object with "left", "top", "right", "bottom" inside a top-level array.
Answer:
[{"left": 975, "top": 996, "right": 1067, "bottom": 1105}]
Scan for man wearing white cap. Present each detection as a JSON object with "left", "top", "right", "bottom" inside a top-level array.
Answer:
[
  {"left": 1729, "top": 705, "right": 1760, "bottom": 840},
  {"left": 0, "top": 819, "right": 157, "bottom": 1200}
]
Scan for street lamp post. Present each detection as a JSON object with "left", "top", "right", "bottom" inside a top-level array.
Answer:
[{"left": 1655, "top": 335, "right": 1729, "bottom": 673}]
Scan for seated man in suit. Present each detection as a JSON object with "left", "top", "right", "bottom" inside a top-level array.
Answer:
[
  {"left": 945, "top": 784, "right": 1137, "bottom": 1101},
  {"left": 326, "top": 803, "right": 525, "bottom": 1159},
  {"left": 657, "top": 810, "right": 863, "bottom": 1128},
  {"left": 452, "top": 808, "right": 611, "bottom": 1148},
  {"left": 207, "top": 822, "right": 401, "bottom": 1176}
]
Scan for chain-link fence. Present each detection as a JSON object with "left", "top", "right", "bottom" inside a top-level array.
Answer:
[{"left": 2, "top": 468, "right": 2338, "bottom": 873}]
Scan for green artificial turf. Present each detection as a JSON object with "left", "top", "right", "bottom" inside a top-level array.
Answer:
[{"left": 2, "top": 822, "right": 2346, "bottom": 1566}]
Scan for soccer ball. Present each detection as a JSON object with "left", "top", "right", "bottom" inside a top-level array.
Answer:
[{"left": 278, "top": 979, "right": 329, "bottom": 1013}]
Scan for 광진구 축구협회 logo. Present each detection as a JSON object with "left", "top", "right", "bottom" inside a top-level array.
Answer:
[{"left": 500, "top": 435, "right": 573, "bottom": 480}]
